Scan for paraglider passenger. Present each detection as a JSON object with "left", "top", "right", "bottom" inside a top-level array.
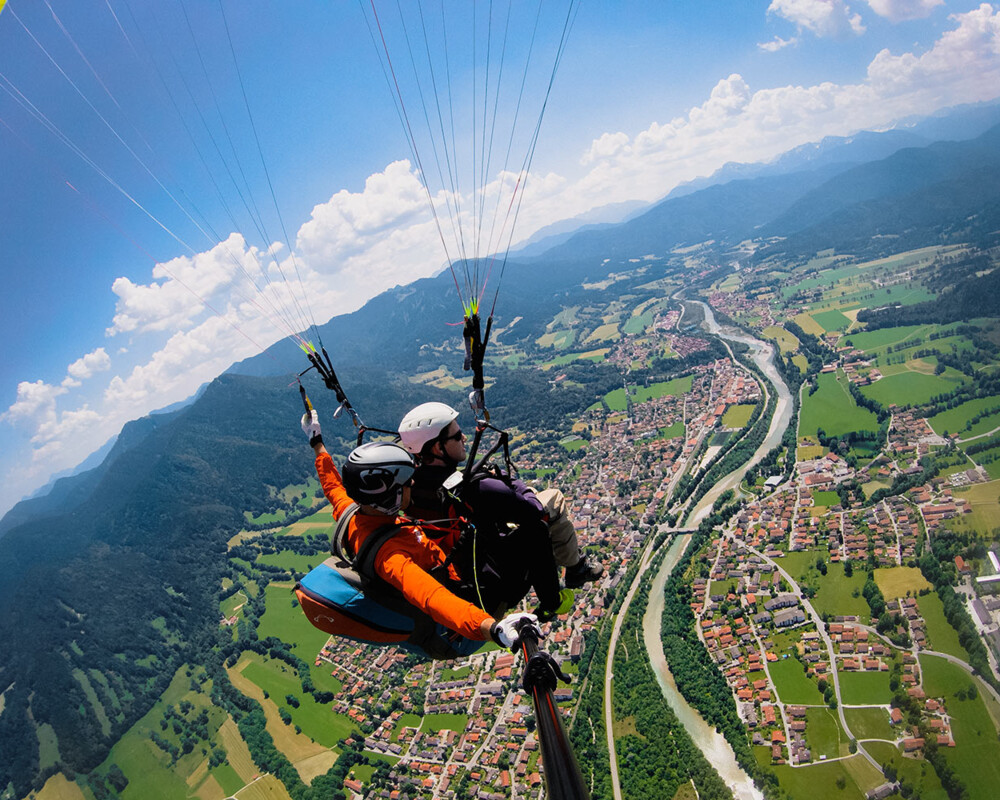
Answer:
[
  {"left": 301, "top": 410, "right": 539, "bottom": 649},
  {"left": 398, "top": 402, "right": 603, "bottom": 615}
]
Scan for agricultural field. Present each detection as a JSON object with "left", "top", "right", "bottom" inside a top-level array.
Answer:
[
  {"left": 811, "top": 309, "right": 851, "bottom": 333},
  {"left": 805, "top": 707, "right": 847, "bottom": 758},
  {"left": 872, "top": 566, "right": 931, "bottom": 599},
  {"left": 539, "top": 348, "right": 610, "bottom": 369},
  {"left": 919, "top": 655, "right": 1000, "bottom": 800},
  {"left": 536, "top": 329, "right": 575, "bottom": 349},
  {"left": 799, "top": 372, "right": 879, "bottom": 440},
  {"left": 949, "top": 479, "right": 1000, "bottom": 537},
  {"left": 810, "top": 562, "right": 870, "bottom": 622},
  {"left": 761, "top": 325, "right": 799, "bottom": 354},
  {"left": 771, "top": 755, "right": 882, "bottom": 800}
]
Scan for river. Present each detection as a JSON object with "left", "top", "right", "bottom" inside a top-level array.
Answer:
[{"left": 639, "top": 301, "right": 793, "bottom": 800}]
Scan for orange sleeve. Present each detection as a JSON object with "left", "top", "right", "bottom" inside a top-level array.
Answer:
[
  {"left": 315, "top": 452, "right": 356, "bottom": 520},
  {"left": 376, "top": 543, "right": 491, "bottom": 640}
]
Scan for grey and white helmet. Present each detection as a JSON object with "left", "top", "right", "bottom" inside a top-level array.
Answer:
[{"left": 341, "top": 442, "right": 415, "bottom": 515}]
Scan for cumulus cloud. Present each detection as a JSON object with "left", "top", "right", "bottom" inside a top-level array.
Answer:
[
  {"left": 571, "top": 4, "right": 1000, "bottom": 209},
  {"left": 865, "top": 0, "right": 943, "bottom": 22},
  {"left": 2, "top": 380, "right": 66, "bottom": 426},
  {"left": 106, "top": 233, "right": 267, "bottom": 336},
  {"left": 768, "top": 0, "right": 866, "bottom": 38},
  {"left": 66, "top": 348, "right": 111, "bottom": 381}
]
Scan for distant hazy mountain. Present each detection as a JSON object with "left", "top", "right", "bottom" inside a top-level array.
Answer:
[
  {"left": 511, "top": 199, "right": 649, "bottom": 258},
  {"left": 757, "top": 122, "right": 1000, "bottom": 259},
  {"left": 665, "top": 99, "right": 1000, "bottom": 201}
]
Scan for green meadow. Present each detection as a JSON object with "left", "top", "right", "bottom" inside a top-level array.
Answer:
[
  {"left": 928, "top": 395, "right": 1000, "bottom": 437},
  {"left": 843, "top": 707, "right": 894, "bottom": 741},
  {"left": 837, "top": 670, "right": 891, "bottom": 706},
  {"left": 768, "top": 657, "right": 824, "bottom": 705},
  {"left": 919, "top": 655, "right": 1000, "bottom": 800},
  {"left": 918, "top": 593, "right": 969, "bottom": 660},
  {"left": 800, "top": 372, "right": 879, "bottom": 439},
  {"left": 592, "top": 374, "right": 693, "bottom": 412},
  {"left": 861, "top": 368, "right": 966, "bottom": 407},
  {"left": 811, "top": 562, "right": 870, "bottom": 622}
]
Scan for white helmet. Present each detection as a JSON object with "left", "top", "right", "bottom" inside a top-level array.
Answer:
[{"left": 398, "top": 402, "right": 459, "bottom": 456}]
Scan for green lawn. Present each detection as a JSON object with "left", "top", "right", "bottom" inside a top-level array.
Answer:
[
  {"left": 812, "top": 490, "right": 841, "bottom": 507},
  {"left": 800, "top": 372, "right": 879, "bottom": 439},
  {"left": 812, "top": 563, "right": 870, "bottom": 622},
  {"left": 771, "top": 757, "right": 873, "bottom": 799},
  {"left": 843, "top": 707, "right": 894, "bottom": 741},
  {"left": 592, "top": 374, "right": 694, "bottom": 412},
  {"left": 722, "top": 404, "right": 756, "bottom": 428},
  {"left": 806, "top": 706, "right": 846, "bottom": 758},
  {"left": 918, "top": 593, "right": 969, "bottom": 660},
  {"left": 769, "top": 657, "right": 825, "bottom": 705},
  {"left": 919, "top": 655, "right": 1000, "bottom": 800},
  {"left": 420, "top": 713, "right": 469, "bottom": 733},
  {"left": 658, "top": 421, "right": 685, "bottom": 439},
  {"left": 928, "top": 395, "right": 1000, "bottom": 437},
  {"left": 838, "top": 670, "right": 892, "bottom": 705}
]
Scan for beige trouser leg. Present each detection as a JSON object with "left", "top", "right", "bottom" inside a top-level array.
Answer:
[{"left": 535, "top": 488, "right": 581, "bottom": 567}]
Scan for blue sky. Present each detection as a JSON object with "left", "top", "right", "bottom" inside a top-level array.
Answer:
[{"left": 1, "top": 0, "right": 998, "bottom": 516}]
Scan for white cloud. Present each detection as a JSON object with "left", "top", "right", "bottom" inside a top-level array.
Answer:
[
  {"left": 758, "top": 35, "right": 799, "bottom": 51},
  {"left": 66, "top": 347, "right": 111, "bottom": 381},
  {"left": 2, "top": 380, "right": 66, "bottom": 426},
  {"left": 106, "top": 233, "right": 269, "bottom": 336},
  {"left": 865, "top": 0, "right": 943, "bottom": 22},
  {"left": 570, "top": 4, "right": 1000, "bottom": 210},
  {"left": 768, "top": 0, "right": 866, "bottom": 38}
]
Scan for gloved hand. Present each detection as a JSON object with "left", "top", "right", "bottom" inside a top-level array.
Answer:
[
  {"left": 301, "top": 410, "right": 323, "bottom": 447},
  {"left": 490, "top": 611, "right": 541, "bottom": 649}
]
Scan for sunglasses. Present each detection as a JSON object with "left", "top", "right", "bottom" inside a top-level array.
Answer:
[{"left": 440, "top": 429, "right": 465, "bottom": 442}]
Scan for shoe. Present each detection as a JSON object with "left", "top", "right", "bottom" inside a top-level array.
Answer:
[
  {"left": 565, "top": 557, "right": 604, "bottom": 588},
  {"left": 535, "top": 588, "right": 575, "bottom": 622}
]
